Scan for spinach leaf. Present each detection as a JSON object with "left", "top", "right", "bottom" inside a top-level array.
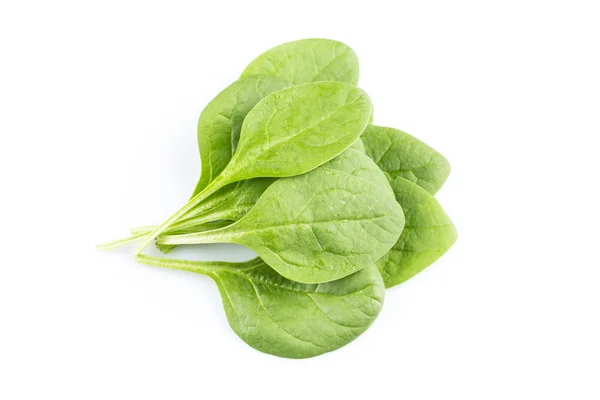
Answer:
[
  {"left": 377, "top": 176, "right": 457, "bottom": 288},
  {"left": 361, "top": 124, "right": 451, "bottom": 195},
  {"left": 220, "top": 82, "right": 372, "bottom": 182},
  {"left": 241, "top": 38, "right": 359, "bottom": 86},
  {"left": 158, "top": 149, "right": 404, "bottom": 283},
  {"left": 136, "top": 81, "right": 373, "bottom": 254},
  {"left": 193, "top": 75, "right": 290, "bottom": 195},
  {"left": 136, "top": 255, "right": 384, "bottom": 359}
]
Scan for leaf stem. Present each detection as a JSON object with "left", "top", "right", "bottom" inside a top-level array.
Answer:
[
  {"left": 134, "top": 254, "right": 257, "bottom": 275},
  {"left": 156, "top": 231, "right": 222, "bottom": 245},
  {"left": 156, "top": 222, "right": 238, "bottom": 245},
  {"left": 155, "top": 221, "right": 233, "bottom": 254},
  {"left": 134, "top": 173, "right": 231, "bottom": 255},
  {"left": 168, "top": 209, "right": 233, "bottom": 231},
  {"left": 96, "top": 231, "right": 149, "bottom": 251},
  {"left": 135, "top": 254, "right": 219, "bottom": 276},
  {"left": 182, "top": 182, "right": 241, "bottom": 219},
  {"left": 130, "top": 226, "right": 157, "bottom": 235}
]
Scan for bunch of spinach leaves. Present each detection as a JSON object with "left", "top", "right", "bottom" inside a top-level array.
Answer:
[{"left": 99, "top": 38, "right": 456, "bottom": 359}]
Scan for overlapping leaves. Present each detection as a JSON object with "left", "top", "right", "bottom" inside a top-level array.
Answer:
[{"left": 98, "top": 38, "right": 456, "bottom": 359}]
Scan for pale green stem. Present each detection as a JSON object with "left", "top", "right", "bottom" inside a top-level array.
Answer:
[
  {"left": 99, "top": 220, "right": 232, "bottom": 253},
  {"left": 135, "top": 254, "right": 260, "bottom": 274},
  {"left": 155, "top": 243, "right": 176, "bottom": 254},
  {"left": 181, "top": 187, "right": 236, "bottom": 219},
  {"left": 128, "top": 183, "right": 238, "bottom": 237},
  {"left": 130, "top": 219, "right": 230, "bottom": 236},
  {"left": 188, "top": 220, "right": 233, "bottom": 232},
  {"left": 135, "top": 254, "right": 220, "bottom": 276},
  {"left": 168, "top": 209, "right": 233, "bottom": 232},
  {"left": 172, "top": 220, "right": 233, "bottom": 234},
  {"left": 96, "top": 231, "right": 150, "bottom": 251},
  {"left": 130, "top": 226, "right": 157, "bottom": 235},
  {"left": 156, "top": 224, "right": 237, "bottom": 246},
  {"left": 134, "top": 173, "right": 232, "bottom": 255}
]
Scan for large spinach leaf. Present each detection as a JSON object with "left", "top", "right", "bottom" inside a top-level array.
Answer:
[{"left": 136, "top": 255, "right": 384, "bottom": 359}]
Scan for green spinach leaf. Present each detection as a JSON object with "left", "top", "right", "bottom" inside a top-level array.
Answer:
[
  {"left": 377, "top": 177, "right": 457, "bottom": 288},
  {"left": 361, "top": 124, "right": 450, "bottom": 195},
  {"left": 136, "top": 255, "right": 384, "bottom": 359},
  {"left": 241, "top": 38, "right": 359, "bottom": 86}
]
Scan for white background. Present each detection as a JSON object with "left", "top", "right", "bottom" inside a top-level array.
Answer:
[{"left": 1, "top": 0, "right": 599, "bottom": 399}]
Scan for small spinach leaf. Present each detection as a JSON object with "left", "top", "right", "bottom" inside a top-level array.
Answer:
[
  {"left": 377, "top": 177, "right": 457, "bottom": 288},
  {"left": 361, "top": 124, "right": 451, "bottom": 195},
  {"left": 221, "top": 82, "right": 372, "bottom": 182},
  {"left": 193, "top": 75, "right": 290, "bottom": 195},
  {"left": 136, "top": 255, "right": 384, "bottom": 359},
  {"left": 158, "top": 149, "right": 404, "bottom": 283},
  {"left": 241, "top": 38, "right": 359, "bottom": 86}
]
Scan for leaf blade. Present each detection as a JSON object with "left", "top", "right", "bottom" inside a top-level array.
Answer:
[
  {"left": 361, "top": 124, "right": 451, "bottom": 195},
  {"left": 226, "top": 82, "right": 373, "bottom": 182},
  {"left": 228, "top": 149, "right": 404, "bottom": 283},
  {"left": 214, "top": 261, "right": 384, "bottom": 358},
  {"left": 377, "top": 177, "right": 457, "bottom": 288}
]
